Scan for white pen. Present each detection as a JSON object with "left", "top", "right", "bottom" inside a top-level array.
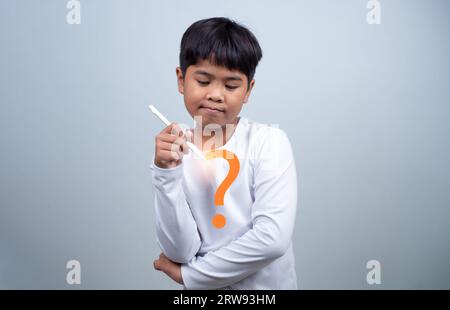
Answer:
[{"left": 149, "top": 104, "right": 206, "bottom": 160}]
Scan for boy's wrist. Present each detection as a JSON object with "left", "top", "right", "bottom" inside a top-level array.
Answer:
[
  {"left": 153, "top": 162, "right": 182, "bottom": 171},
  {"left": 150, "top": 154, "right": 184, "bottom": 188},
  {"left": 154, "top": 157, "right": 183, "bottom": 169}
]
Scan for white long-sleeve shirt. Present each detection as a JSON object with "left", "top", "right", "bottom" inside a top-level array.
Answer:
[{"left": 150, "top": 116, "right": 298, "bottom": 289}]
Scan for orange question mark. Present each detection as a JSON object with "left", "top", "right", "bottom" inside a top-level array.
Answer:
[{"left": 205, "top": 149, "right": 240, "bottom": 229}]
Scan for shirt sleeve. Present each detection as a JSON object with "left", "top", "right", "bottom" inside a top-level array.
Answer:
[
  {"left": 151, "top": 158, "right": 202, "bottom": 263},
  {"left": 180, "top": 127, "right": 298, "bottom": 289}
]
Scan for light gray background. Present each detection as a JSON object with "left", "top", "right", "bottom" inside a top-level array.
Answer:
[{"left": 1, "top": 0, "right": 449, "bottom": 289}]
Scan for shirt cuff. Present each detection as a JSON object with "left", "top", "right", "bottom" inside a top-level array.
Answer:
[
  {"left": 180, "top": 264, "right": 194, "bottom": 290},
  {"left": 150, "top": 157, "right": 185, "bottom": 192}
]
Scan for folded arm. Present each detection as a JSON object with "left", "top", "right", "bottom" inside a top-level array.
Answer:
[{"left": 151, "top": 161, "right": 202, "bottom": 263}]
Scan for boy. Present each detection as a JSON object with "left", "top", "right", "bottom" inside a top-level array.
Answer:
[{"left": 151, "top": 17, "right": 298, "bottom": 289}]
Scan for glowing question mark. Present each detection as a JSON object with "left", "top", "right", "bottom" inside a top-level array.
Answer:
[{"left": 205, "top": 149, "right": 240, "bottom": 229}]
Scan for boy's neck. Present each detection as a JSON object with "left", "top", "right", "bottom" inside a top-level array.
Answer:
[{"left": 193, "top": 117, "right": 240, "bottom": 152}]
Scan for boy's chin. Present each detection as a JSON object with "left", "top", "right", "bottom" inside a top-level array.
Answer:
[
  {"left": 193, "top": 117, "right": 233, "bottom": 129},
  {"left": 194, "top": 112, "right": 226, "bottom": 124}
]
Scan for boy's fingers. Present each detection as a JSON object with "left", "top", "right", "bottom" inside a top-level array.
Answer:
[
  {"left": 160, "top": 123, "right": 183, "bottom": 137},
  {"left": 157, "top": 139, "right": 184, "bottom": 152},
  {"left": 156, "top": 144, "right": 183, "bottom": 161},
  {"left": 159, "top": 138, "right": 187, "bottom": 156},
  {"left": 185, "top": 130, "right": 193, "bottom": 143},
  {"left": 181, "top": 141, "right": 189, "bottom": 154},
  {"left": 154, "top": 253, "right": 169, "bottom": 271},
  {"left": 157, "top": 141, "right": 174, "bottom": 152},
  {"left": 158, "top": 134, "right": 179, "bottom": 144},
  {"left": 168, "top": 123, "right": 184, "bottom": 137},
  {"left": 158, "top": 136, "right": 186, "bottom": 153},
  {"left": 159, "top": 132, "right": 187, "bottom": 145},
  {"left": 158, "top": 149, "right": 183, "bottom": 161},
  {"left": 153, "top": 259, "right": 162, "bottom": 271},
  {"left": 181, "top": 145, "right": 188, "bottom": 155},
  {"left": 170, "top": 138, "right": 186, "bottom": 157},
  {"left": 172, "top": 138, "right": 187, "bottom": 157},
  {"left": 173, "top": 137, "right": 186, "bottom": 147}
]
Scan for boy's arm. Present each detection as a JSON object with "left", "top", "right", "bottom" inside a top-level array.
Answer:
[
  {"left": 151, "top": 159, "right": 202, "bottom": 264},
  {"left": 180, "top": 128, "right": 297, "bottom": 289}
]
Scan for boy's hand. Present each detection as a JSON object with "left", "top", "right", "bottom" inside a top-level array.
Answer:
[
  {"left": 153, "top": 253, "right": 183, "bottom": 285},
  {"left": 154, "top": 123, "right": 191, "bottom": 169}
]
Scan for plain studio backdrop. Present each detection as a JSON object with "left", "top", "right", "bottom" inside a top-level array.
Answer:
[{"left": 1, "top": 0, "right": 449, "bottom": 289}]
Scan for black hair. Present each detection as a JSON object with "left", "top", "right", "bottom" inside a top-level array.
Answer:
[{"left": 179, "top": 17, "right": 263, "bottom": 85}]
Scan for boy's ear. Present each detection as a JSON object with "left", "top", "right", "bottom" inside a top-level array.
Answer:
[
  {"left": 176, "top": 67, "right": 184, "bottom": 94},
  {"left": 243, "top": 79, "right": 255, "bottom": 104}
]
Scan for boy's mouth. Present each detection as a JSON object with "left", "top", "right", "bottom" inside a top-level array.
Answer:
[{"left": 199, "top": 104, "right": 225, "bottom": 113}]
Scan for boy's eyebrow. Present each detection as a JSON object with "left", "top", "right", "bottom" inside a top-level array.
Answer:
[{"left": 194, "top": 70, "right": 243, "bottom": 82}]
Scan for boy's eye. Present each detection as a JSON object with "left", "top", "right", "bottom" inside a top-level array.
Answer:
[
  {"left": 225, "top": 85, "right": 239, "bottom": 90},
  {"left": 197, "top": 80, "right": 210, "bottom": 86}
]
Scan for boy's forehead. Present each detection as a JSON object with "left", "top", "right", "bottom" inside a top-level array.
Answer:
[{"left": 188, "top": 60, "right": 246, "bottom": 79}]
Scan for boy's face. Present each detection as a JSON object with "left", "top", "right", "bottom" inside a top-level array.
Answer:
[{"left": 176, "top": 59, "right": 255, "bottom": 129}]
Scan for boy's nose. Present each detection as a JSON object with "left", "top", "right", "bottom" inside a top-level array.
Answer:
[{"left": 206, "top": 90, "right": 224, "bottom": 103}]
